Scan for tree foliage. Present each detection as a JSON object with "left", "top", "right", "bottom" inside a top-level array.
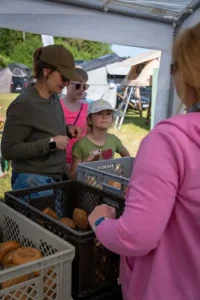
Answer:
[
  {"left": 0, "top": 28, "right": 112, "bottom": 68},
  {"left": 0, "top": 54, "right": 10, "bottom": 68}
]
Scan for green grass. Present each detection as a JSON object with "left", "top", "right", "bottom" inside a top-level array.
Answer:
[
  {"left": 0, "top": 93, "right": 18, "bottom": 119},
  {"left": 0, "top": 93, "right": 150, "bottom": 199}
]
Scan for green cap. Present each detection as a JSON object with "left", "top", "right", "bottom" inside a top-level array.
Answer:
[{"left": 40, "top": 44, "right": 80, "bottom": 81}]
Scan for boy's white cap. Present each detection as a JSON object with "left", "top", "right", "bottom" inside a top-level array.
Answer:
[{"left": 88, "top": 99, "right": 114, "bottom": 115}]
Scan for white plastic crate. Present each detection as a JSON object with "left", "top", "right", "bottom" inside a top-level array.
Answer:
[
  {"left": 77, "top": 157, "right": 134, "bottom": 197},
  {"left": 0, "top": 202, "right": 75, "bottom": 300}
]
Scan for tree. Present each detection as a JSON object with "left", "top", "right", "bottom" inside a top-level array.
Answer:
[
  {"left": 0, "top": 29, "right": 33, "bottom": 57},
  {"left": 54, "top": 38, "right": 112, "bottom": 60},
  {"left": 0, "top": 28, "right": 113, "bottom": 68},
  {"left": 0, "top": 54, "right": 10, "bottom": 68},
  {"left": 9, "top": 36, "right": 42, "bottom": 68}
]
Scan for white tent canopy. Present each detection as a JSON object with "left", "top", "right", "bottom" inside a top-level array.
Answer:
[
  {"left": 0, "top": 0, "right": 199, "bottom": 125},
  {"left": 122, "top": 50, "right": 161, "bottom": 86}
]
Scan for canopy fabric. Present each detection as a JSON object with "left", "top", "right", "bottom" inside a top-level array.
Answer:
[
  {"left": 44, "top": 0, "right": 200, "bottom": 24},
  {"left": 0, "top": 0, "right": 173, "bottom": 51},
  {"left": 118, "top": 0, "right": 191, "bottom": 12}
]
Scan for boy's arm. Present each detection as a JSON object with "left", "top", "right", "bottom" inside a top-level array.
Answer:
[
  {"left": 114, "top": 135, "right": 130, "bottom": 157},
  {"left": 69, "top": 156, "right": 82, "bottom": 179},
  {"left": 119, "top": 145, "right": 130, "bottom": 157}
]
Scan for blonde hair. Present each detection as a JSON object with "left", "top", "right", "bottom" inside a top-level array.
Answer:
[
  {"left": 172, "top": 23, "right": 200, "bottom": 104},
  {"left": 75, "top": 67, "right": 88, "bottom": 82}
]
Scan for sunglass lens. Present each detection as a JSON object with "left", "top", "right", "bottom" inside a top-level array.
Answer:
[
  {"left": 75, "top": 84, "right": 82, "bottom": 90},
  {"left": 61, "top": 75, "right": 69, "bottom": 82},
  {"left": 84, "top": 84, "right": 89, "bottom": 91}
]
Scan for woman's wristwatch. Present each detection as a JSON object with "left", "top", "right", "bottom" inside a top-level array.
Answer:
[
  {"left": 91, "top": 217, "right": 108, "bottom": 232},
  {"left": 49, "top": 137, "right": 56, "bottom": 152}
]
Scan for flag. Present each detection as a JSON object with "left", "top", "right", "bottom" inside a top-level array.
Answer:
[{"left": 41, "top": 35, "right": 54, "bottom": 47}]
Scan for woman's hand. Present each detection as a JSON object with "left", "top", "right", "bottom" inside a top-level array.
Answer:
[
  {"left": 67, "top": 125, "right": 82, "bottom": 139},
  {"left": 88, "top": 204, "right": 116, "bottom": 229},
  {"left": 53, "top": 136, "right": 69, "bottom": 150}
]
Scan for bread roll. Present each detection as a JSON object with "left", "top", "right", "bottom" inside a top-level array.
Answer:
[
  {"left": 0, "top": 241, "right": 21, "bottom": 264},
  {"left": 60, "top": 218, "right": 75, "bottom": 229},
  {"left": 2, "top": 274, "right": 29, "bottom": 289},
  {"left": 2, "top": 273, "right": 29, "bottom": 300},
  {"left": 2, "top": 250, "right": 17, "bottom": 266},
  {"left": 73, "top": 208, "right": 89, "bottom": 230},
  {"left": 4, "top": 291, "right": 28, "bottom": 300},
  {"left": 43, "top": 267, "right": 57, "bottom": 300},
  {"left": 43, "top": 208, "right": 57, "bottom": 219},
  {"left": 12, "top": 247, "right": 43, "bottom": 265},
  {"left": 108, "top": 181, "right": 121, "bottom": 189}
]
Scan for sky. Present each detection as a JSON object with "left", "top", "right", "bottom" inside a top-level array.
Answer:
[{"left": 111, "top": 44, "right": 148, "bottom": 58}]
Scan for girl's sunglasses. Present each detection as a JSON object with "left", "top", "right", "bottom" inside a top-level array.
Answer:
[{"left": 71, "top": 81, "right": 89, "bottom": 91}]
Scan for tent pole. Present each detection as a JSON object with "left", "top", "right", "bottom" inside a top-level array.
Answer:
[{"left": 167, "top": 25, "right": 179, "bottom": 118}]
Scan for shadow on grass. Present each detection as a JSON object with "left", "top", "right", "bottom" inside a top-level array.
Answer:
[{"left": 123, "top": 110, "right": 150, "bottom": 130}]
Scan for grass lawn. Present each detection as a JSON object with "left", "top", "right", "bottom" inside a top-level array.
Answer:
[{"left": 0, "top": 93, "right": 150, "bottom": 199}]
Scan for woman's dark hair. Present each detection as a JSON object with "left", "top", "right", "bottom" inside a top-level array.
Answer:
[{"left": 33, "top": 47, "right": 56, "bottom": 80}]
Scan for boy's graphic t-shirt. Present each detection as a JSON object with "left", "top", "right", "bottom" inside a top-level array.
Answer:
[{"left": 72, "top": 134, "right": 123, "bottom": 161}]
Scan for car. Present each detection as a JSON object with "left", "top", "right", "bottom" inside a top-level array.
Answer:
[
  {"left": 130, "top": 95, "right": 150, "bottom": 110},
  {"left": 116, "top": 86, "right": 151, "bottom": 110},
  {"left": 8, "top": 63, "right": 31, "bottom": 93}
]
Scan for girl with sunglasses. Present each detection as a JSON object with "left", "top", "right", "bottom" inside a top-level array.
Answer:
[{"left": 60, "top": 67, "right": 89, "bottom": 176}]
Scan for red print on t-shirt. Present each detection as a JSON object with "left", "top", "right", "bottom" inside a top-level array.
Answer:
[{"left": 102, "top": 149, "right": 113, "bottom": 160}]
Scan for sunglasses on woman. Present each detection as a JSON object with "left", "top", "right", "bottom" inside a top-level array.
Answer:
[
  {"left": 170, "top": 62, "right": 178, "bottom": 75},
  {"left": 60, "top": 73, "right": 70, "bottom": 83},
  {"left": 71, "top": 81, "right": 89, "bottom": 91}
]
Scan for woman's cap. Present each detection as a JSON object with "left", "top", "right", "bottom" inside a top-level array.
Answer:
[
  {"left": 88, "top": 99, "right": 114, "bottom": 115},
  {"left": 40, "top": 44, "right": 80, "bottom": 81}
]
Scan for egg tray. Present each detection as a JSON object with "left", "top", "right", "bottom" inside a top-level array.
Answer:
[{"left": 5, "top": 180, "right": 124, "bottom": 299}]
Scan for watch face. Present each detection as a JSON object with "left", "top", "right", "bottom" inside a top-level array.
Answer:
[{"left": 49, "top": 141, "right": 56, "bottom": 151}]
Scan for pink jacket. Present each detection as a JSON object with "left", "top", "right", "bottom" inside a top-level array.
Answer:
[{"left": 96, "top": 113, "right": 200, "bottom": 300}]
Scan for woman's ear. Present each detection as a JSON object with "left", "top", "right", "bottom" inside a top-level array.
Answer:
[{"left": 43, "top": 68, "right": 51, "bottom": 78}]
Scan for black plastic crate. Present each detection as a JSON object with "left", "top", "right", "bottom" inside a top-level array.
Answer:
[{"left": 5, "top": 180, "right": 124, "bottom": 299}]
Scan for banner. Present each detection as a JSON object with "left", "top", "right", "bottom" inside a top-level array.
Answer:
[{"left": 41, "top": 35, "right": 54, "bottom": 47}]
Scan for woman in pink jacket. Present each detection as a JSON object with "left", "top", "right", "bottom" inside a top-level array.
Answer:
[{"left": 88, "top": 23, "right": 200, "bottom": 300}]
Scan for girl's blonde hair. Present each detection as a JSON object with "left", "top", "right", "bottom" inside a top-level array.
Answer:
[{"left": 172, "top": 23, "right": 200, "bottom": 104}]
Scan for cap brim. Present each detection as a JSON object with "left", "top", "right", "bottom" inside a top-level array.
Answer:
[
  {"left": 58, "top": 66, "right": 81, "bottom": 81},
  {"left": 88, "top": 107, "right": 114, "bottom": 116}
]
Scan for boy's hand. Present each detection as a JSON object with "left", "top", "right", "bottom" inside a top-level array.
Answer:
[{"left": 84, "top": 155, "right": 100, "bottom": 163}]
